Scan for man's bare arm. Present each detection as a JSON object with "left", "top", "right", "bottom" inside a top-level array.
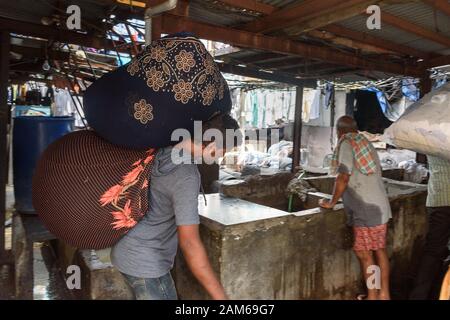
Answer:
[
  {"left": 320, "top": 172, "right": 350, "bottom": 209},
  {"left": 331, "top": 172, "right": 350, "bottom": 205},
  {"left": 178, "top": 224, "right": 227, "bottom": 300}
]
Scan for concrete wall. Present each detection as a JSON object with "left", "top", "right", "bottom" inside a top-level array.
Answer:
[
  {"left": 55, "top": 170, "right": 426, "bottom": 300},
  {"left": 220, "top": 169, "right": 406, "bottom": 211},
  {"left": 219, "top": 172, "right": 295, "bottom": 210},
  {"left": 175, "top": 178, "right": 428, "bottom": 300}
]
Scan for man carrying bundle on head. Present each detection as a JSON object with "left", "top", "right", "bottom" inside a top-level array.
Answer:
[{"left": 108, "top": 33, "right": 240, "bottom": 300}]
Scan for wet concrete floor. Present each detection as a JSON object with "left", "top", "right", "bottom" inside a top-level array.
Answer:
[
  {"left": 1, "top": 185, "right": 74, "bottom": 300},
  {"left": 0, "top": 233, "right": 75, "bottom": 299}
]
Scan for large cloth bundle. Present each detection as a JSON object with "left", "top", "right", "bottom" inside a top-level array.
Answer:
[
  {"left": 383, "top": 83, "right": 450, "bottom": 161},
  {"left": 32, "top": 130, "right": 156, "bottom": 249},
  {"left": 84, "top": 33, "right": 231, "bottom": 149}
]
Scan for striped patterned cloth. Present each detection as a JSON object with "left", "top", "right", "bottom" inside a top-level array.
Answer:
[
  {"left": 32, "top": 130, "right": 157, "bottom": 249},
  {"left": 427, "top": 155, "right": 450, "bottom": 207},
  {"left": 330, "top": 132, "right": 377, "bottom": 176}
]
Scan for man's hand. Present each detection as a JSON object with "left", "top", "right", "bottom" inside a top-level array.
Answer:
[
  {"left": 178, "top": 224, "right": 228, "bottom": 300},
  {"left": 319, "top": 199, "right": 335, "bottom": 209}
]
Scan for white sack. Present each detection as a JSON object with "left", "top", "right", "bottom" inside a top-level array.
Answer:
[{"left": 382, "top": 83, "right": 450, "bottom": 161}]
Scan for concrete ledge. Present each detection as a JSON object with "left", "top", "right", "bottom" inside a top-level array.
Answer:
[{"left": 56, "top": 243, "right": 133, "bottom": 300}]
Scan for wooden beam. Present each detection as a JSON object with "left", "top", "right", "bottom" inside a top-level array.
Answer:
[
  {"left": 284, "top": 0, "right": 382, "bottom": 36},
  {"left": 284, "top": 63, "right": 347, "bottom": 75},
  {"left": 237, "top": 52, "right": 286, "bottom": 64},
  {"left": 424, "top": 54, "right": 450, "bottom": 68},
  {"left": 422, "top": 0, "right": 450, "bottom": 17},
  {"left": 321, "top": 24, "right": 431, "bottom": 59},
  {"left": 160, "top": 14, "right": 422, "bottom": 77},
  {"left": 217, "top": 0, "right": 276, "bottom": 15},
  {"left": 380, "top": 11, "right": 450, "bottom": 48},
  {"left": 225, "top": 0, "right": 430, "bottom": 60},
  {"left": 307, "top": 29, "right": 394, "bottom": 55},
  {"left": 0, "top": 31, "right": 9, "bottom": 263},
  {"left": 275, "top": 60, "right": 323, "bottom": 71},
  {"left": 9, "top": 76, "right": 53, "bottom": 85},
  {"left": 0, "top": 17, "right": 128, "bottom": 53},
  {"left": 10, "top": 45, "right": 70, "bottom": 61},
  {"left": 253, "top": 57, "right": 307, "bottom": 69},
  {"left": 241, "top": 0, "right": 380, "bottom": 34},
  {"left": 217, "top": 62, "right": 316, "bottom": 87},
  {"left": 213, "top": 45, "right": 241, "bottom": 57}
]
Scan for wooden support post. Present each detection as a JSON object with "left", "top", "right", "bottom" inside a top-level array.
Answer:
[
  {"left": 292, "top": 86, "right": 304, "bottom": 173},
  {"left": 0, "top": 31, "right": 11, "bottom": 265},
  {"left": 12, "top": 213, "right": 33, "bottom": 299},
  {"left": 12, "top": 213, "right": 57, "bottom": 299}
]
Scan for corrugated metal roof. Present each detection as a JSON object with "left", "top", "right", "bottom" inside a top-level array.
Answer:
[
  {"left": 338, "top": 14, "right": 447, "bottom": 53},
  {"left": 4, "top": 0, "right": 450, "bottom": 83},
  {"left": 384, "top": 1, "right": 450, "bottom": 38},
  {"left": 189, "top": 0, "right": 306, "bottom": 27},
  {"left": 189, "top": 1, "right": 255, "bottom": 26},
  {"left": 0, "top": 0, "right": 109, "bottom": 24},
  {"left": 259, "top": 0, "right": 303, "bottom": 8}
]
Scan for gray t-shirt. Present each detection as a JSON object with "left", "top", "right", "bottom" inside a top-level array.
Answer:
[
  {"left": 338, "top": 141, "right": 392, "bottom": 227},
  {"left": 111, "top": 146, "right": 200, "bottom": 278}
]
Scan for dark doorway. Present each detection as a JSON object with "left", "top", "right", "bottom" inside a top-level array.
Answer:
[{"left": 354, "top": 90, "right": 392, "bottom": 134}]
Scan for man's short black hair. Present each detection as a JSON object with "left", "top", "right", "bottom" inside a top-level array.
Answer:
[{"left": 202, "top": 113, "right": 241, "bottom": 148}]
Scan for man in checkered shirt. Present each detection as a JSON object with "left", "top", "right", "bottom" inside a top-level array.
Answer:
[{"left": 320, "top": 116, "right": 392, "bottom": 300}]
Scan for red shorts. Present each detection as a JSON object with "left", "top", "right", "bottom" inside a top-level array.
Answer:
[{"left": 353, "top": 224, "right": 387, "bottom": 251}]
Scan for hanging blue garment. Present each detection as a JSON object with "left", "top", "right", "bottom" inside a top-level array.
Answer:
[
  {"left": 324, "top": 83, "right": 334, "bottom": 109},
  {"left": 402, "top": 78, "right": 420, "bottom": 101}
]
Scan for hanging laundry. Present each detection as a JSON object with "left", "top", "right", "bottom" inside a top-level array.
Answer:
[
  {"left": 324, "top": 83, "right": 334, "bottom": 109},
  {"left": 302, "top": 89, "right": 321, "bottom": 122},
  {"left": 53, "top": 88, "right": 75, "bottom": 117},
  {"left": 72, "top": 95, "right": 86, "bottom": 128},
  {"left": 251, "top": 91, "right": 258, "bottom": 127},
  {"left": 384, "top": 96, "right": 414, "bottom": 122},
  {"left": 402, "top": 78, "right": 420, "bottom": 102},
  {"left": 434, "top": 76, "right": 448, "bottom": 90}
]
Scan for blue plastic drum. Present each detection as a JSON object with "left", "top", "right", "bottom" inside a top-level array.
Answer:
[{"left": 13, "top": 116, "right": 74, "bottom": 213}]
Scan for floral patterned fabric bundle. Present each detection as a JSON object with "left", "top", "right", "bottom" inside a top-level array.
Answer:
[
  {"left": 84, "top": 33, "right": 232, "bottom": 149},
  {"left": 32, "top": 130, "right": 156, "bottom": 249}
]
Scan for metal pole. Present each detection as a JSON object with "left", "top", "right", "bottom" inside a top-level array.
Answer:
[
  {"left": 0, "top": 31, "right": 11, "bottom": 264},
  {"left": 292, "top": 86, "right": 304, "bottom": 173}
]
